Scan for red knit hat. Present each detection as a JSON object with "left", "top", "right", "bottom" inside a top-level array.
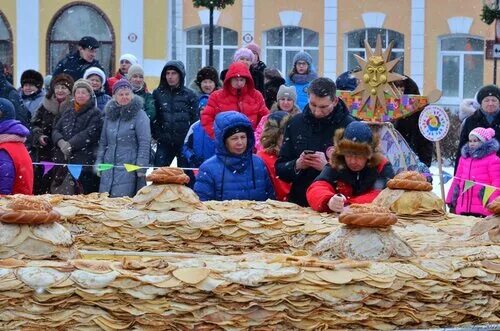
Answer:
[{"left": 469, "top": 127, "right": 496, "bottom": 142}]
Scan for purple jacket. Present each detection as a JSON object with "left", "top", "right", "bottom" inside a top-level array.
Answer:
[{"left": 0, "top": 120, "right": 29, "bottom": 194}]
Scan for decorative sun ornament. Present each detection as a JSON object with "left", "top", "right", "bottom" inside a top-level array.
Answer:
[{"left": 352, "top": 35, "right": 406, "bottom": 111}]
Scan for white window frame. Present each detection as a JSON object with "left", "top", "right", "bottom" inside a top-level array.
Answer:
[
  {"left": 343, "top": 28, "right": 405, "bottom": 73},
  {"left": 437, "top": 34, "right": 484, "bottom": 106},
  {"left": 262, "top": 26, "right": 319, "bottom": 76},
  {"left": 185, "top": 25, "right": 238, "bottom": 82}
]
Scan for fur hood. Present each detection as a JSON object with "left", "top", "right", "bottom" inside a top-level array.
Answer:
[
  {"left": 104, "top": 95, "right": 144, "bottom": 121},
  {"left": 42, "top": 94, "right": 72, "bottom": 116},
  {"left": 330, "top": 127, "right": 383, "bottom": 170},
  {"left": 461, "top": 138, "right": 499, "bottom": 159},
  {"left": 459, "top": 98, "right": 479, "bottom": 122}
]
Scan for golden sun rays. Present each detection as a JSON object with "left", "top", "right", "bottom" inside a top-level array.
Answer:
[{"left": 351, "top": 35, "right": 405, "bottom": 111}]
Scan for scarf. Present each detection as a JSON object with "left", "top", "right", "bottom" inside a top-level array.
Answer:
[
  {"left": 480, "top": 108, "right": 499, "bottom": 125},
  {"left": 289, "top": 71, "right": 318, "bottom": 84}
]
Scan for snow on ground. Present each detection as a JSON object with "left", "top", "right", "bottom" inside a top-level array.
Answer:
[{"left": 430, "top": 164, "right": 453, "bottom": 202}]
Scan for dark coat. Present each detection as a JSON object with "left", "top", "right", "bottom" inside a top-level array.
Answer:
[
  {"left": 53, "top": 51, "right": 106, "bottom": 82},
  {"left": 0, "top": 67, "right": 31, "bottom": 129},
  {"left": 133, "top": 86, "right": 156, "bottom": 120},
  {"left": 30, "top": 95, "right": 72, "bottom": 162},
  {"left": 455, "top": 109, "right": 500, "bottom": 173},
  {"left": 94, "top": 90, "right": 112, "bottom": 112},
  {"left": 52, "top": 100, "right": 103, "bottom": 165},
  {"left": 96, "top": 96, "right": 151, "bottom": 197},
  {"left": 264, "top": 76, "right": 286, "bottom": 109},
  {"left": 194, "top": 111, "right": 275, "bottom": 201},
  {"left": 275, "top": 100, "right": 355, "bottom": 206},
  {"left": 152, "top": 60, "right": 198, "bottom": 148}
]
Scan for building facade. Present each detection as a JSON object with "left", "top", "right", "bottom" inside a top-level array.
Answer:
[{"left": 0, "top": 0, "right": 496, "bottom": 106}]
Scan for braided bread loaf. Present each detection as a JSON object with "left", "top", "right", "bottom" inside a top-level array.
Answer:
[
  {"left": 387, "top": 171, "right": 432, "bottom": 191},
  {"left": 339, "top": 204, "right": 397, "bottom": 228},
  {"left": 0, "top": 196, "right": 60, "bottom": 225},
  {"left": 487, "top": 197, "right": 500, "bottom": 215},
  {"left": 146, "top": 167, "right": 190, "bottom": 185}
]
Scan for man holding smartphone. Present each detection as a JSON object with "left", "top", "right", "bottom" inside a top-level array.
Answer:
[{"left": 276, "top": 77, "right": 355, "bottom": 207}]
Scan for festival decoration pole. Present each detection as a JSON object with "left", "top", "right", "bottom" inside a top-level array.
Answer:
[{"left": 418, "top": 105, "right": 450, "bottom": 213}]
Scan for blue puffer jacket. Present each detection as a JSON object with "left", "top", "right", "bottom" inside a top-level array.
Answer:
[
  {"left": 182, "top": 120, "right": 215, "bottom": 168},
  {"left": 194, "top": 111, "right": 275, "bottom": 201}
]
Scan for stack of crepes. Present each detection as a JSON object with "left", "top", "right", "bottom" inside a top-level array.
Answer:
[
  {"left": 0, "top": 195, "right": 78, "bottom": 260},
  {"left": 0, "top": 249, "right": 498, "bottom": 330},
  {"left": 373, "top": 171, "right": 446, "bottom": 221}
]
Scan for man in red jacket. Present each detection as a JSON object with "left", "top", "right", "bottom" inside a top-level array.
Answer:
[
  {"left": 201, "top": 62, "right": 269, "bottom": 139},
  {"left": 307, "top": 121, "right": 394, "bottom": 212}
]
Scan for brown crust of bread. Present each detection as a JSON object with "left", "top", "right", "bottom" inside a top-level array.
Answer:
[
  {"left": 339, "top": 204, "right": 397, "bottom": 228},
  {"left": 146, "top": 167, "right": 190, "bottom": 185},
  {"left": 387, "top": 179, "right": 433, "bottom": 191},
  {"left": 0, "top": 209, "right": 61, "bottom": 224}
]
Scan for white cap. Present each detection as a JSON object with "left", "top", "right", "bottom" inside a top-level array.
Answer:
[
  {"left": 83, "top": 66, "right": 106, "bottom": 83},
  {"left": 119, "top": 53, "right": 138, "bottom": 65}
]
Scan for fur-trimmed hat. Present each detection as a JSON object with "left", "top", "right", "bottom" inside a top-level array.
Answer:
[
  {"left": 233, "top": 48, "right": 255, "bottom": 63},
  {"left": 331, "top": 121, "right": 382, "bottom": 170},
  {"left": 72, "top": 78, "right": 94, "bottom": 96},
  {"left": 20, "top": 69, "right": 44, "bottom": 89},
  {"left": 196, "top": 66, "right": 220, "bottom": 88},
  {"left": 476, "top": 84, "right": 500, "bottom": 104},
  {"left": 50, "top": 73, "right": 74, "bottom": 92},
  {"left": 83, "top": 67, "right": 106, "bottom": 83}
]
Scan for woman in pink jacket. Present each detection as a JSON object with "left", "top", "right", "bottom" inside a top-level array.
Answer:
[{"left": 446, "top": 127, "right": 500, "bottom": 217}]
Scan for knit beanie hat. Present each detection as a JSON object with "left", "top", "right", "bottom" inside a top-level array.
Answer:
[
  {"left": 233, "top": 48, "right": 255, "bottom": 63},
  {"left": 476, "top": 85, "right": 500, "bottom": 104},
  {"left": 119, "top": 53, "right": 138, "bottom": 65},
  {"left": 0, "top": 98, "right": 15, "bottom": 122},
  {"left": 469, "top": 127, "right": 496, "bottom": 142},
  {"left": 20, "top": 69, "right": 44, "bottom": 89},
  {"left": 196, "top": 66, "right": 220, "bottom": 87},
  {"left": 293, "top": 52, "right": 313, "bottom": 66},
  {"left": 127, "top": 64, "right": 144, "bottom": 78},
  {"left": 245, "top": 43, "right": 261, "bottom": 56},
  {"left": 51, "top": 73, "right": 74, "bottom": 92},
  {"left": 112, "top": 79, "right": 132, "bottom": 95},
  {"left": 83, "top": 66, "right": 106, "bottom": 83},
  {"left": 72, "top": 78, "right": 94, "bottom": 96},
  {"left": 276, "top": 85, "right": 297, "bottom": 103},
  {"left": 223, "top": 125, "right": 248, "bottom": 142}
]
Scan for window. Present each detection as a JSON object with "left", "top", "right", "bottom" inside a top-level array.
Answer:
[
  {"left": 438, "top": 35, "right": 484, "bottom": 104},
  {"left": 0, "top": 11, "right": 12, "bottom": 77},
  {"left": 345, "top": 28, "right": 404, "bottom": 74},
  {"left": 264, "top": 27, "right": 319, "bottom": 76},
  {"left": 185, "top": 26, "right": 238, "bottom": 84},
  {"left": 47, "top": 4, "right": 114, "bottom": 75}
]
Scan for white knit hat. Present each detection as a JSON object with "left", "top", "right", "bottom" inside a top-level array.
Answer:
[
  {"left": 119, "top": 53, "right": 138, "bottom": 65},
  {"left": 83, "top": 67, "right": 106, "bottom": 83}
]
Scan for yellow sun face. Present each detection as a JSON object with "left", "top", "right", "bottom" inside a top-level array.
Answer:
[{"left": 352, "top": 35, "right": 405, "bottom": 111}]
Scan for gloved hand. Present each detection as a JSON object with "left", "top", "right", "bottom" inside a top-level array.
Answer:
[
  {"left": 57, "top": 139, "right": 72, "bottom": 158},
  {"left": 328, "top": 194, "right": 346, "bottom": 213},
  {"left": 38, "top": 135, "right": 49, "bottom": 146}
]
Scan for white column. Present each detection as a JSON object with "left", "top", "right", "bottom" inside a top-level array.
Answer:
[
  {"left": 242, "top": 0, "right": 255, "bottom": 45},
  {"left": 175, "top": 0, "right": 185, "bottom": 63},
  {"left": 120, "top": 0, "right": 144, "bottom": 63},
  {"left": 411, "top": 0, "right": 425, "bottom": 92},
  {"left": 324, "top": 0, "right": 337, "bottom": 79},
  {"left": 16, "top": 0, "right": 39, "bottom": 84}
]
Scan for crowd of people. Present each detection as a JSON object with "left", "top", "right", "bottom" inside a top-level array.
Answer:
[{"left": 1, "top": 35, "right": 499, "bottom": 217}]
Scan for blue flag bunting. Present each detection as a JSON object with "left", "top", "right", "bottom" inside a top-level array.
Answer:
[
  {"left": 442, "top": 171, "right": 453, "bottom": 184},
  {"left": 67, "top": 164, "right": 83, "bottom": 180}
]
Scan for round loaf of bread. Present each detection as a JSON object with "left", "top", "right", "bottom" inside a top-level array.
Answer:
[
  {"left": 146, "top": 167, "right": 190, "bottom": 185},
  {"left": 339, "top": 204, "right": 397, "bottom": 228},
  {"left": 387, "top": 171, "right": 432, "bottom": 191},
  {"left": 1, "top": 196, "right": 60, "bottom": 224}
]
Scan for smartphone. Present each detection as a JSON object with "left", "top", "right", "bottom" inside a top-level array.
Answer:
[{"left": 303, "top": 150, "right": 316, "bottom": 155}]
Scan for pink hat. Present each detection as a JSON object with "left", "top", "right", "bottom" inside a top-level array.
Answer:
[
  {"left": 469, "top": 127, "right": 496, "bottom": 142},
  {"left": 233, "top": 48, "right": 255, "bottom": 63},
  {"left": 245, "top": 43, "right": 261, "bottom": 60}
]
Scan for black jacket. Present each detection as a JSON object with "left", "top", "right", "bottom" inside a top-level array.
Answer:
[
  {"left": 152, "top": 61, "right": 199, "bottom": 148},
  {"left": 0, "top": 66, "right": 31, "bottom": 129},
  {"left": 455, "top": 109, "right": 500, "bottom": 173},
  {"left": 52, "top": 100, "right": 103, "bottom": 165},
  {"left": 275, "top": 100, "right": 355, "bottom": 206},
  {"left": 394, "top": 111, "right": 433, "bottom": 167},
  {"left": 53, "top": 51, "right": 106, "bottom": 82}
]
